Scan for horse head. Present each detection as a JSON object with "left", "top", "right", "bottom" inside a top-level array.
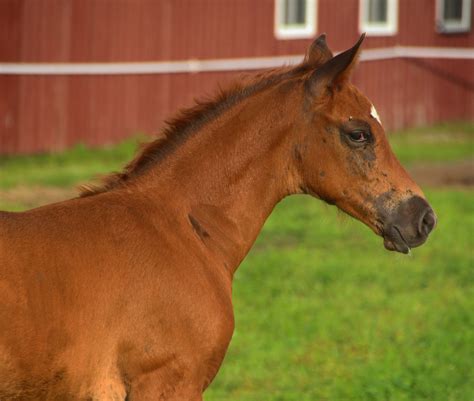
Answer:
[{"left": 294, "top": 34, "right": 436, "bottom": 253}]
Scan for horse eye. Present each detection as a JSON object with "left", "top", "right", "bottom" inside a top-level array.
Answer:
[{"left": 348, "top": 130, "right": 367, "bottom": 142}]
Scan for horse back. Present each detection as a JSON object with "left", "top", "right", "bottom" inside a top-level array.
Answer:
[{"left": 0, "top": 197, "right": 154, "bottom": 399}]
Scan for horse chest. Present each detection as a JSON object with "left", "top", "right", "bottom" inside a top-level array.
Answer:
[{"left": 119, "top": 290, "right": 234, "bottom": 395}]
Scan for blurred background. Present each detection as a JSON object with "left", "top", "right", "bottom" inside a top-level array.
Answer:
[{"left": 0, "top": 0, "right": 473, "bottom": 400}]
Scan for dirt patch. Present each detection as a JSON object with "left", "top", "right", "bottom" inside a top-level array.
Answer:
[
  {"left": 408, "top": 159, "right": 474, "bottom": 188},
  {"left": 0, "top": 186, "right": 76, "bottom": 209}
]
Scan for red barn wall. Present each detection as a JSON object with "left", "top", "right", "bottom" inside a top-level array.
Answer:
[{"left": 0, "top": 0, "right": 473, "bottom": 154}]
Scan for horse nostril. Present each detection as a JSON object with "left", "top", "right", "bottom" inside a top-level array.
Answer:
[{"left": 419, "top": 208, "right": 436, "bottom": 237}]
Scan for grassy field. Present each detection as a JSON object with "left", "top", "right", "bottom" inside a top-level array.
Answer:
[
  {"left": 0, "top": 139, "right": 142, "bottom": 190},
  {"left": 0, "top": 122, "right": 473, "bottom": 400},
  {"left": 207, "top": 190, "right": 474, "bottom": 401},
  {"left": 389, "top": 121, "right": 473, "bottom": 165}
]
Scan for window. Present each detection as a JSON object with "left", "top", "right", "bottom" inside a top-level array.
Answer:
[
  {"left": 275, "top": 0, "right": 317, "bottom": 39},
  {"left": 436, "top": 0, "right": 471, "bottom": 33},
  {"left": 359, "top": 0, "right": 398, "bottom": 36}
]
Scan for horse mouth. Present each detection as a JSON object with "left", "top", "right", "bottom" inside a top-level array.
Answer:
[
  {"left": 377, "top": 196, "right": 436, "bottom": 255},
  {"left": 383, "top": 226, "right": 411, "bottom": 254}
]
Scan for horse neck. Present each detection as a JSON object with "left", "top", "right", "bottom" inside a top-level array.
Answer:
[{"left": 138, "top": 86, "right": 302, "bottom": 274}]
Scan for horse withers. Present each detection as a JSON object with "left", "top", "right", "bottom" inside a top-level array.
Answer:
[{"left": 0, "top": 34, "right": 436, "bottom": 400}]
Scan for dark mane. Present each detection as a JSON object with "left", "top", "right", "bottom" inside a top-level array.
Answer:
[{"left": 80, "top": 63, "right": 313, "bottom": 197}]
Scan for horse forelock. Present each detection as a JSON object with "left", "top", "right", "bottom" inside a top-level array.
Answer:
[{"left": 80, "top": 61, "right": 316, "bottom": 197}]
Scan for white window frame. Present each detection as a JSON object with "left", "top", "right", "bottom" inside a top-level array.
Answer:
[
  {"left": 274, "top": 0, "right": 317, "bottom": 40},
  {"left": 359, "top": 0, "right": 398, "bottom": 36},
  {"left": 436, "top": 0, "right": 472, "bottom": 33}
]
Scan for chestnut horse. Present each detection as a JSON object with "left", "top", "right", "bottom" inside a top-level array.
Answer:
[{"left": 0, "top": 35, "right": 436, "bottom": 400}]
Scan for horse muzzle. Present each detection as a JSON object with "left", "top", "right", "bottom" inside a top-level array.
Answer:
[{"left": 381, "top": 196, "right": 437, "bottom": 254}]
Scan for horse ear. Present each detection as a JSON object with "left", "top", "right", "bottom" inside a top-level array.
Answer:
[
  {"left": 304, "top": 33, "right": 333, "bottom": 67},
  {"left": 307, "top": 33, "right": 365, "bottom": 96}
]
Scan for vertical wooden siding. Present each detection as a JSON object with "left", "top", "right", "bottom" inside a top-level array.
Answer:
[{"left": 0, "top": 0, "right": 473, "bottom": 154}]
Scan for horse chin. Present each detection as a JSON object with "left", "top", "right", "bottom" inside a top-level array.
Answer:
[{"left": 382, "top": 226, "right": 411, "bottom": 254}]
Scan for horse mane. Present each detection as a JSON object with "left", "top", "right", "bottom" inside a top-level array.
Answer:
[{"left": 80, "top": 62, "right": 313, "bottom": 197}]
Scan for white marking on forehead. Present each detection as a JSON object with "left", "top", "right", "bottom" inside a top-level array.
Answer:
[{"left": 370, "top": 104, "right": 382, "bottom": 125}]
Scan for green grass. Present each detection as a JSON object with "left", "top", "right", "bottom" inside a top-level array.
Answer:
[
  {"left": 0, "top": 138, "right": 141, "bottom": 189},
  {"left": 0, "top": 201, "right": 25, "bottom": 212},
  {"left": 0, "top": 121, "right": 472, "bottom": 190},
  {"left": 206, "top": 190, "right": 474, "bottom": 401},
  {"left": 388, "top": 121, "right": 473, "bottom": 165}
]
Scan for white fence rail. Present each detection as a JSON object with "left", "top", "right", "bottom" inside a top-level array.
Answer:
[{"left": 0, "top": 46, "right": 473, "bottom": 76}]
